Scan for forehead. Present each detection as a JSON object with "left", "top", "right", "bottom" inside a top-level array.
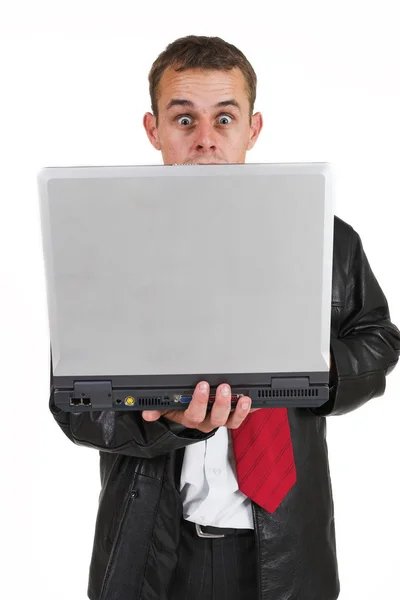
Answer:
[{"left": 157, "top": 66, "right": 249, "bottom": 111}]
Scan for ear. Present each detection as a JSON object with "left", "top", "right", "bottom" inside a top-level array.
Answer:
[
  {"left": 143, "top": 112, "right": 161, "bottom": 151},
  {"left": 247, "top": 112, "right": 263, "bottom": 151}
]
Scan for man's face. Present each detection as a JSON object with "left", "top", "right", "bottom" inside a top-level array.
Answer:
[{"left": 143, "top": 66, "right": 263, "bottom": 164}]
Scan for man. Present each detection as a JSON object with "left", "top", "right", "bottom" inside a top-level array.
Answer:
[{"left": 49, "top": 36, "right": 400, "bottom": 600}]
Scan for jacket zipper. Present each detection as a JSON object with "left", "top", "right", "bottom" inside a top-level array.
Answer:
[
  {"left": 99, "top": 475, "right": 138, "bottom": 600},
  {"left": 252, "top": 501, "right": 262, "bottom": 600}
]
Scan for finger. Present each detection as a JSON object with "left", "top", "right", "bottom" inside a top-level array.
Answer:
[
  {"left": 208, "top": 383, "right": 232, "bottom": 428},
  {"left": 183, "top": 381, "right": 210, "bottom": 427},
  {"left": 225, "top": 396, "right": 252, "bottom": 429},
  {"left": 142, "top": 410, "right": 162, "bottom": 421}
]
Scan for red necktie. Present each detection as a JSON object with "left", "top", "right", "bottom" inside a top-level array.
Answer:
[{"left": 231, "top": 407, "right": 297, "bottom": 513}]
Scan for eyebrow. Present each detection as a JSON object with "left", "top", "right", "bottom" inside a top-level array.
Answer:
[{"left": 166, "top": 98, "right": 241, "bottom": 113}]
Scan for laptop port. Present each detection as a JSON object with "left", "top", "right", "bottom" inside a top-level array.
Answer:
[
  {"left": 70, "top": 398, "right": 82, "bottom": 406},
  {"left": 179, "top": 396, "right": 192, "bottom": 403},
  {"left": 69, "top": 397, "right": 92, "bottom": 407},
  {"left": 124, "top": 396, "right": 136, "bottom": 406}
]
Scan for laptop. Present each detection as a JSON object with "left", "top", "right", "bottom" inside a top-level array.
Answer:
[{"left": 37, "top": 162, "right": 334, "bottom": 412}]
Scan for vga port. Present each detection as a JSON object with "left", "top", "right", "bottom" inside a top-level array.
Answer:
[{"left": 178, "top": 396, "right": 192, "bottom": 403}]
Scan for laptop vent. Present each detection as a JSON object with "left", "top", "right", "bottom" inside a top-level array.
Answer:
[
  {"left": 258, "top": 388, "right": 318, "bottom": 398},
  {"left": 137, "top": 396, "right": 169, "bottom": 406}
]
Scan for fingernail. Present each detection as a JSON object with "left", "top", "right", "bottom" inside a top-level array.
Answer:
[
  {"left": 242, "top": 402, "right": 249, "bottom": 410},
  {"left": 199, "top": 382, "right": 209, "bottom": 392},
  {"left": 221, "top": 385, "right": 230, "bottom": 395}
]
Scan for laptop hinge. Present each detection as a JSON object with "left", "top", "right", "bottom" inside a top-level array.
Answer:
[
  {"left": 271, "top": 377, "right": 310, "bottom": 388},
  {"left": 73, "top": 380, "right": 112, "bottom": 409}
]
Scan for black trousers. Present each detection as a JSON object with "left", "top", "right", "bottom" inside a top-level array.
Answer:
[{"left": 169, "top": 517, "right": 258, "bottom": 600}]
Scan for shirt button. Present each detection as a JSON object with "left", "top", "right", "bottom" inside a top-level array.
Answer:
[{"left": 213, "top": 468, "right": 221, "bottom": 476}]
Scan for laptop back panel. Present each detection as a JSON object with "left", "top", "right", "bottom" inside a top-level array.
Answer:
[{"left": 38, "top": 163, "right": 334, "bottom": 411}]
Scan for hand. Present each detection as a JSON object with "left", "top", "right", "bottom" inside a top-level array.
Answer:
[{"left": 142, "top": 382, "right": 260, "bottom": 433}]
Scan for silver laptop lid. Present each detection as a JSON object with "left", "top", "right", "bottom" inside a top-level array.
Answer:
[{"left": 38, "top": 163, "right": 334, "bottom": 379}]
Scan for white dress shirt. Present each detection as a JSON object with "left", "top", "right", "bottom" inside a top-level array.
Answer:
[{"left": 179, "top": 425, "right": 254, "bottom": 529}]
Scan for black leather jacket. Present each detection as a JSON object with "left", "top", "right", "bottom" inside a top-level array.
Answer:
[{"left": 49, "top": 216, "right": 400, "bottom": 600}]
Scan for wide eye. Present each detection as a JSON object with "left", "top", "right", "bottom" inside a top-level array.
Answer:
[
  {"left": 218, "top": 114, "right": 233, "bottom": 125},
  {"left": 177, "top": 116, "right": 193, "bottom": 126}
]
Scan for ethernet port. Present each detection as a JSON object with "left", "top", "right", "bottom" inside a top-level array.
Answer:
[{"left": 70, "top": 398, "right": 82, "bottom": 406}]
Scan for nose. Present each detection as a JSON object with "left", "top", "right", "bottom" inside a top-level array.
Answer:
[{"left": 194, "top": 120, "right": 217, "bottom": 153}]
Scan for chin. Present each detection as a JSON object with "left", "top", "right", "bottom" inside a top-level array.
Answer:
[{"left": 186, "top": 161, "right": 223, "bottom": 165}]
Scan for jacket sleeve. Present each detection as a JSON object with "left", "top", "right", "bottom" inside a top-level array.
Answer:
[
  {"left": 48, "top": 355, "right": 219, "bottom": 458},
  {"left": 311, "top": 228, "right": 400, "bottom": 417}
]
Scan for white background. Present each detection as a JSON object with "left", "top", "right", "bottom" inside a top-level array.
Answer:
[{"left": 1, "top": 1, "right": 399, "bottom": 599}]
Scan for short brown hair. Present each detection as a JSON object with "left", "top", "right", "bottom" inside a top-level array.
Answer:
[{"left": 148, "top": 35, "right": 257, "bottom": 124}]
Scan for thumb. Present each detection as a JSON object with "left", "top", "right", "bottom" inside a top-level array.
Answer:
[{"left": 142, "top": 410, "right": 162, "bottom": 421}]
